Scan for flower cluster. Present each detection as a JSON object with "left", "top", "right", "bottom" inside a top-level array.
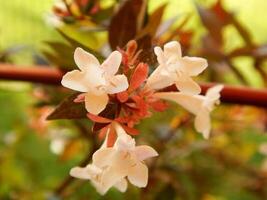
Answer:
[
  {"left": 70, "top": 123, "right": 158, "bottom": 194},
  {"left": 46, "top": 0, "right": 101, "bottom": 27},
  {"left": 61, "top": 40, "right": 223, "bottom": 194}
]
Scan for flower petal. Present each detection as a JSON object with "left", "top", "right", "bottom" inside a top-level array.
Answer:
[
  {"left": 164, "top": 41, "right": 182, "bottom": 59},
  {"left": 194, "top": 108, "right": 211, "bottom": 139},
  {"left": 114, "top": 178, "right": 128, "bottom": 192},
  {"left": 61, "top": 70, "right": 89, "bottom": 92},
  {"left": 175, "top": 76, "right": 201, "bottom": 95},
  {"left": 205, "top": 84, "right": 224, "bottom": 101},
  {"left": 134, "top": 145, "right": 158, "bottom": 161},
  {"left": 70, "top": 165, "right": 94, "bottom": 180},
  {"left": 154, "top": 92, "right": 204, "bottom": 115},
  {"left": 74, "top": 47, "right": 100, "bottom": 71},
  {"left": 128, "top": 162, "right": 148, "bottom": 188},
  {"left": 84, "top": 93, "right": 109, "bottom": 114},
  {"left": 113, "top": 124, "right": 136, "bottom": 150},
  {"left": 101, "top": 50, "right": 122, "bottom": 76},
  {"left": 101, "top": 161, "right": 130, "bottom": 191},
  {"left": 93, "top": 148, "right": 115, "bottom": 168},
  {"left": 180, "top": 56, "right": 208, "bottom": 76},
  {"left": 154, "top": 46, "right": 165, "bottom": 64},
  {"left": 106, "top": 74, "right": 129, "bottom": 94},
  {"left": 145, "top": 66, "right": 174, "bottom": 90}
]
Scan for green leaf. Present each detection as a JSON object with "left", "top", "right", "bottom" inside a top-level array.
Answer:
[
  {"left": 58, "top": 24, "right": 104, "bottom": 50},
  {"left": 57, "top": 29, "right": 104, "bottom": 62},
  {"left": 47, "top": 93, "right": 87, "bottom": 120},
  {"left": 42, "top": 41, "right": 76, "bottom": 69}
]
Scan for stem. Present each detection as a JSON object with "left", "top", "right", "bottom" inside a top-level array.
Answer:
[{"left": 1, "top": 63, "right": 267, "bottom": 107}]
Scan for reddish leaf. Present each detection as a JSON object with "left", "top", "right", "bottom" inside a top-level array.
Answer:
[
  {"left": 136, "top": 35, "right": 156, "bottom": 65},
  {"left": 196, "top": 4, "right": 224, "bottom": 45},
  {"left": 92, "top": 122, "right": 109, "bottom": 132},
  {"left": 98, "top": 125, "right": 110, "bottom": 139},
  {"left": 121, "top": 124, "right": 139, "bottom": 135},
  {"left": 107, "top": 126, "right": 117, "bottom": 147},
  {"left": 115, "top": 117, "right": 130, "bottom": 124},
  {"left": 132, "top": 95, "right": 146, "bottom": 108},
  {"left": 129, "top": 63, "right": 148, "bottom": 92},
  {"left": 87, "top": 113, "right": 112, "bottom": 123},
  {"left": 211, "top": 0, "right": 231, "bottom": 24},
  {"left": 117, "top": 91, "right": 129, "bottom": 103},
  {"left": 108, "top": 0, "right": 146, "bottom": 50},
  {"left": 47, "top": 93, "right": 87, "bottom": 120}
]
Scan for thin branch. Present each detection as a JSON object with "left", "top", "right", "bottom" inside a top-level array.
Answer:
[
  {"left": 0, "top": 63, "right": 64, "bottom": 85},
  {"left": 1, "top": 63, "right": 267, "bottom": 107}
]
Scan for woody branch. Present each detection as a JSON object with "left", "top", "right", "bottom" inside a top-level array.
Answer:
[{"left": 0, "top": 63, "right": 267, "bottom": 108}]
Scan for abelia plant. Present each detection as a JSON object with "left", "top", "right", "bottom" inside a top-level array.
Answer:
[{"left": 59, "top": 40, "right": 223, "bottom": 194}]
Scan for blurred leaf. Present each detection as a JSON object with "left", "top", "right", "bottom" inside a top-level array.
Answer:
[
  {"left": 42, "top": 41, "right": 76, "bottom": 69},
  {"left": 196, "top": 4, "right": 224, "bottom": 45},
  {"left": 57, "top": 29, "right": 104, "bottom": 61},
  {"left": 92, "top": 5, "right": 114, "bottom": 24},
  {"left": 155, "top": 15, "right": 180, "bottom": 38},
  {"left": 136, "top": 35, "right": 156, "bottom": 65},
  {"left": 108, "top": 0, "right": 147, "bottom": 50},
  {"left": 137, "top": 4, "right": 167, "bottom": 39},
  {"left": 58, "top": 24, "right": 102, "bottom": 50},
  {"left": 47, "top": 93, "right": 87, "bottom": 120}
]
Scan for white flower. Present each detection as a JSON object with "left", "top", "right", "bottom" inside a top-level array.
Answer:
[
  {"left": 62, "top": 48, "right": 129, "bottom": 114},
  {"left": 146, "top": 41, "right": 208, "bottom": 94},
  {"left": 154, "top": 85, "right": 223, "bottom": 139},
  {"left": 70, "top": 164, "right": 128, "bottom": 195},
  {"left": 70, "top": 124, "right": 158, "bottom": 194}
]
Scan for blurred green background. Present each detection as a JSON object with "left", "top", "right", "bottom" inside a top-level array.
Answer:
[{"left": 0, "top": 0, "right": 267, "bottom": 200}]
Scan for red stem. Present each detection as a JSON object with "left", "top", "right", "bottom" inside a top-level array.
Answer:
[{"left": 0, "top": 63, "right": 267, "bottom": 108}]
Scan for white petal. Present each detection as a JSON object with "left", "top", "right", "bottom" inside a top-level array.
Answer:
[
  {"left": 101, "top": 51, "right": 122, "bottom": 76},
  {"left": 91, "top": 179, "right": 109, "bottom": 195},
  {"left": 180, "top": 56, "right": 208, "bottom": 76},
  {"left": 194, "top": 108, "right": 211, "bottom": 139},
  {"left": 164, "top": 41, "right": 182, "bottom": 59},
  {"left": 115, "top": 134, "right": 136, "bottom": 151},
  {"left": 175, "top": 76, "right": 201, "bottom": 95},
  {"left": 61, "top": 70, "right": 89, "bottom": 92},
  {"left": 134, "top": 145, "right": 158, "bottom": 161},
  {"left": 154, "top": 92, "right": 204, "bottom": 115},
  {"left": 145, "top": 66, "right": 174, "bottom": 90},
  {"left": 205, "top": 84, "right": 224, "bottom": 101},
  {"left": 70, "top": 166, "right": 92, "bottom": 180},
  {"left": 74, "top": 47, "right": 100, "bottom": 71},
  {"left": 128, "top": 162, "right": 148, "bottom": 188},
  {"left": 154, "top": 46, "right": 165, "bottom": 64},
  {"left": 106, "top": 74, "right": 129, "bottom": 94},
  {"left": 114, "top": 124, "right": 136, "bottom": 151},
  {"left": 114, "top": 178, "right": 128, "bottom": 192},
  {"left": 74, "top": 48, "right": 106, "bottom": 89},
  {"left": 92, "top": 148, "right": 115, "bottom": 168},
  {"left": 84, "top": 92, "right": 109, "bottom": 114},
  {"left": 101, "top": 164, "right": 129, "bottom": 191}
]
